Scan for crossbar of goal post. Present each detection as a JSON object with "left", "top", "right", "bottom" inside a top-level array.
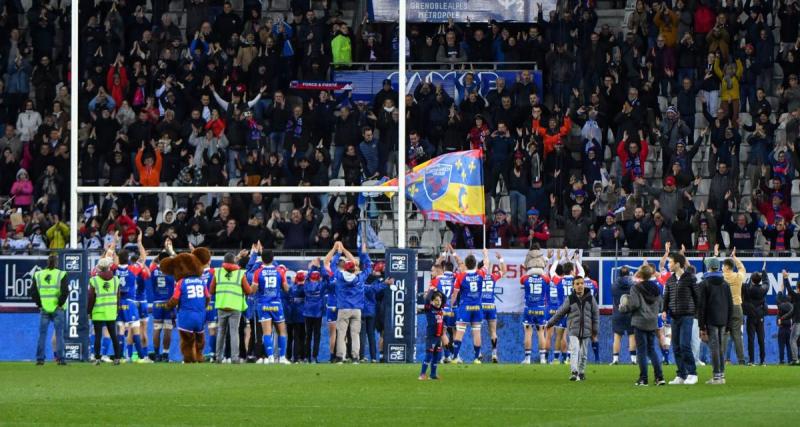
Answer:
[{"left": 70, "top": 185, "right": 403, "bottom": 248}]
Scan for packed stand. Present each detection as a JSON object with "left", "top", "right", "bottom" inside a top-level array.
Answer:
[
  {"left": 75, "top": 0, "right": 398, "bottom": 251},
  {"left": 406, "top": 0, "right": 800, "bottom": 254},
  {"left": 0, "top": 2, "right": 71, "bottom": 252}
]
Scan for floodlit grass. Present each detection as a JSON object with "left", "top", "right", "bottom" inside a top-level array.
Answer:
[{"left": 1, "top": 362, "right": 798, "bottom": 426}]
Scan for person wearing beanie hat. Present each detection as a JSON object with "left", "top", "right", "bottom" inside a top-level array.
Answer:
[
  {"left": 698, "top": 254, "right": 732, "bottom": 384},
  {"left": 519, "top": 210, "right": 550, "bottom": 249},
  {"left": 591, "top": 211, "right": 625, "bottom": 250}
]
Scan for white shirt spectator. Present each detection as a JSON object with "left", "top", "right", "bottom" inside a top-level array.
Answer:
[{"left": 16, "top": 109, "right": 42, "bottom": 142}]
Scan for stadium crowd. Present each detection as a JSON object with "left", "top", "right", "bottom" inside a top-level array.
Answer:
[
  {"left": 406, "top": 0, "right": 800, "bottom": 254},
  {"left": 72, "top": 0, "right": 398, "bottom": 251},
  {"left": 0, "top": 1, "right": 71, "bottom": 252}
]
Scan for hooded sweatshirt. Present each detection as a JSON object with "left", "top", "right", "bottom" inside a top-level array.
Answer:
[
  {"left": 619, "top": 279, "right": 663, "bottom": 331},
  {"left": 698, "top": 271, "right": 733, "bottom": 329}
]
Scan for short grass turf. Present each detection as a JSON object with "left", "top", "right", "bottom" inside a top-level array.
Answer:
[{"left": 1, "top": 362, "right": 798, "bottom": 426}]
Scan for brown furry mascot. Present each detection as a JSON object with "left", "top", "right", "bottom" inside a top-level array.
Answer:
[{"left": 163, "top": 247, "right": 211, "bottom": 363}]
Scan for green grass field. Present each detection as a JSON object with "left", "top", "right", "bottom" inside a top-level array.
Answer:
[{"left": 1, "top": 362, "right": 798, "bottom": 426}]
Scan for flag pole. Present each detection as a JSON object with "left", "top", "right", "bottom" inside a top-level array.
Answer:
[{"left": 482, "top": 148, "right": 487, "bottom": 250}]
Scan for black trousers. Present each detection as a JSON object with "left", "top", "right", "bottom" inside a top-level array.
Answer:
[
  {"left": 746, "top": 315, "right": 765, "bottom": 364},
  {"left": 93, "top": 321, "right": 121, "bottom": 359},
  {"left": 305, "top": 317, "right": 322, "bottom": 360},
  {"left": 287, "top": 322, "right": 306, "bottom": 361},
  {"left": 359, "top": 315, "right": 377, "bottom": 361},
  {"left": 778, "top": 326, "right": 791, "bottom": 363}
]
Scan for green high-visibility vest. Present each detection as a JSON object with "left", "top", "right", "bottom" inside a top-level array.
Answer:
[
  {"left": 214, "top": 269, "right": 246, "bottom": 312},
  {"left": 34, "top": 268, "right": 66, "bottom": 313},
  {"left": 90, "top": 276, "right": 120, "bottom": 321}
]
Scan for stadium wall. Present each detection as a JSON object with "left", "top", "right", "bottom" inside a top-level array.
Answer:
[{"left": 1, "top": 313, "right": 789, "bottom": 363}]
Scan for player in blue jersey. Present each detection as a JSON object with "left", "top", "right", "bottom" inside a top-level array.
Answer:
[
  {"left": 251, "top": 249, "right": 291, "bottom": 364},
  {"left": 130, "top": 251, "right": 152, "bottom": 359},
  {"left": 113, "top": 234, "right": 153, "bottom": 364},
  {"left": 548, "top": 249, "right": 585, "bottom": 364},
  {"left": 303, "top": 258, "right": 327, "bottom": 363},
  {"left": 449, "top": 249, "right": 487, "bottom": 364},
  {"left": 520, "top": 266, "right": 550, "bottom": 364},
  {"left": 166, "top": 267, "right": 210, "bottom": 363},
  {"left": 582, "top": 263, "right": 601, "bottom": 362},
  {"left": 419, "top": 290, "right": 445, "bottom": 380},
  {"left": 320, "top": 245, "right": 340, "bottom": 362},
  {"left": 200, "top": 255, "right": 217, "bottom": 361},
  {"left": 479, "top": 252, "right": 506, "bottom": 363},
  {"left": 361, "top": 261, "right": 392, "bottom": 363},
  {"left": 150, "top": 245, "right": 177, "bottom": 362}
]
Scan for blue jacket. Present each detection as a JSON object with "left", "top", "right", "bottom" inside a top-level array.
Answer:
[
  {"left": 302, "top": 268, "right": 327, "bottom": 318},
  {"left": 330, "top": 252, "right": 372, "bottom": 310},
  {"left": 287, "top": 282, "right": 305, "bottom": 323},
  {"left": 6, "top": 59, "right": 32, "bottom": 94},
  {"left": 362, "top": 276, "right": 388, "bottom": 317}
]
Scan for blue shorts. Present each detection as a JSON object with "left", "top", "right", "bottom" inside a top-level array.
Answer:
[
  {"left": 177, "top": 311, "right": 206, "bottom": 333},
  {"left": 117, "top": 299, "right": 140, "bottom": 324},
  {"left": 205, "top": 299, "right": 217, "bottom": 323},
  {"left": 482, "top": 304, "right": 497, "bottom": 321},
  {"left": 443, "top": 308, "right": 456, "bottom": 328},
  {"left": 136, "top": 301, "right": 149, "bottom": 319},
  {"left": 152, "top": 301, "right": 175, "bottom": 322},
  {"left": 523, "top": 307, "right": 547, "bottom": 326},
  {"left": 548, "top": 308, "right": 566, "bottom": 328},
  {"left": 257, "top": 301, "right": 286, "bottom": 323},
  {"left": 326, "top": 306, "right": 338, "bottom": 323},
  {"left": 456, "top": 304, "right": 483, "bottom": 324}
]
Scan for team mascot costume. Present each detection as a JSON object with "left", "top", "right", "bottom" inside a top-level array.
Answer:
[{"left": 163, "top": 247, "right": 211, "bottom": 363}]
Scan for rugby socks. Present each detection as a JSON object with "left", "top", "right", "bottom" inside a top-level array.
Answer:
[
  {"left": 118, "top": 335, "right": 126, "bottom": 354},
  {"left": 420, "top": 352, "right": 431, "bottom": 376},
  {"left": 452, "top": 340, "right": 462, "bottom": 358},
  {"left": 631, "top": 350, "right": 638, "bottom": 364},
  {"left": 208, "top": 335, "right": 217, "bottom": 356},
  {"left": 612, "top": 353, "right": 619, "bottom": 363},
  {"left": 473, "top": 345, "right": 481, "bottom": 360},
  {"left": 662, "top": 347, "right": 670, "bottom": 363},
  {"left": 563, "top": 352, "right": 570, "bottom": 363},
  {"left": 539, "top": 350, "right": 547, "bottom": 364},
  {"left": 524, "top": 350, "right": 531, "bottom": 358},
  {"left": 133, "top": 335, "right": 145, "bottom": 358},
  {"left": 554, "top": 351, "right": 561, "bottom": 362},
  {"left": 491, "top": 338, "right": 497, "bottom": 350},
  {"left": 592, "top": 342, "right": 599, "bottom": 361},
  {"left": 263, "top": 335, "right": 274, "bottom": 357},
  {"left": 278, "top": 335, "right": 287, "bottom": 358},
  {"left": 126, "top": 344, "right": 134, "bottom": 358},
  {"left": 102, "top": 337, "right": 112, "bottom": 355},
  {"left": 444, "top": 345, "right": 451, "bottom": 359},
  {"left": 430, "top": 354, "right": 439, "bottom": 379}
]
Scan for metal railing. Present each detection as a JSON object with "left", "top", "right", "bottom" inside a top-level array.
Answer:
[{"left": 405, "top": 61, "right": 538, "bottom": 71}]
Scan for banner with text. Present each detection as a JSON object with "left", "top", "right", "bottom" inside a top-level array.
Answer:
[
  {"left": 436, "top": 251, "right": 799, "bottom": 312},
  {"left": 329, "top": 71, "right": 398, "bottom": 103},
  {"left": 407, "top": 70, "right": 543, "bottom": 106},
  {"left": 60, "top": 251, "right": 90, "bottom": 361},
  {"left": 368, "top": 0, "right": 399, "bottom": 22},
  {"left": 397, "top": 0, "right": 557, "bottom": 22},
  {"left": 383, "top": 249, "right": 417, "bottom": 363}
]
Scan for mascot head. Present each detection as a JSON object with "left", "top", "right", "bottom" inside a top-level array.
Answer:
[{"left": 160, "top": 247, "right": 210, "bottom": 281}]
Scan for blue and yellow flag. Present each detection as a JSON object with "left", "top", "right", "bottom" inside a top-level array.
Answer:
[{"left": 385, "top": 150, "right": 485, "bottom": 224}]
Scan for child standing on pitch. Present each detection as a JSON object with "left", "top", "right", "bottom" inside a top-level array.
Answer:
[
  {"left": 545, "top": 276, "right": 599, "bottom": 381},
  {"left": 420, "top": 291, "right": 445, "bottom": 380},
  {"left": 619, "top": 264, "right": 665, "bottom": 386}
]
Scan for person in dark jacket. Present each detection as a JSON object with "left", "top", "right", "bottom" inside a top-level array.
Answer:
[
  {"left": 545, "top": 276, "right": 599, "bottom": 381},
  {"left": 698, "top": 258, "right": 733, "bottom": 384},
  {"left": 782, "top": 270, "right": 800, "bottom": 365},
  {"left": 663, "top": 251, "right": 700, "bottom": 384},
  {"left": 776, "top": 292, "right": 794, "bottom": 364},
  {"left": 610, "top": 267, "right": 636, "bottom": 365},
  {"left": 742, "top": 266, "right": 768, "bottom": 365},
  {"left": 620, "top": 263, "right": 665, "bottom": 386}
]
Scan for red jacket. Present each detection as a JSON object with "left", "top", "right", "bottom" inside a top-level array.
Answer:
[
  {"left": 757, "top": 200, "right": 794, "bottom": 225},
  {"left": 106, "top": 65, "right": 128, "bottom": 110},
  {"left": 617, "top": 138, "right": 649, "bottom": 180},
  {"left": 694, "top": 5, "right": 715, "bottom": 34}
]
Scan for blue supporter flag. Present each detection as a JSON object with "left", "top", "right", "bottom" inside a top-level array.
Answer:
[{"left": 385, "top": 150, "right": 485, "bottom": 224}]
